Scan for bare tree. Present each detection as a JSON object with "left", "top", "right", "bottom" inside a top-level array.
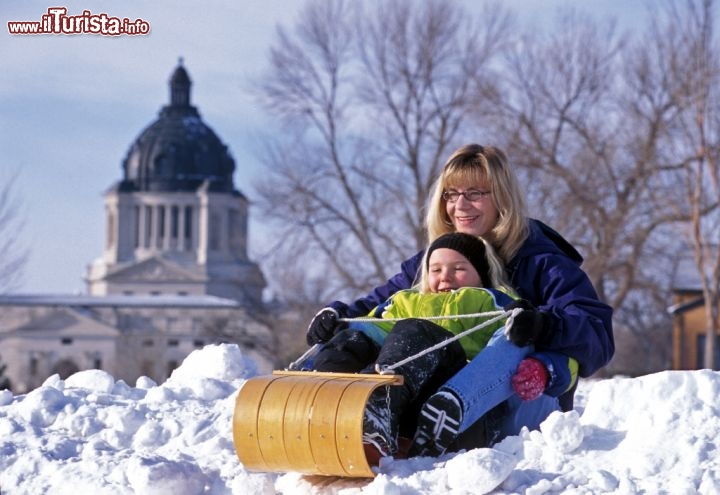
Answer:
[
  {"left": 251, "top": 0, "right": 720, "bottom": 375},
  {"left": 483, "top": 8, "right": 705, "bottom": 373},
  {"left": 650, "top": 0, "right": 720, "bottom": 368},
  {"left": 491, "top": 10, "right": 667, "bottom": 311},
  {"left": 0, "top": 170, "right": 28, "bottom": 293},
  {"left": 488, "top": 1, "right": 720, "bottom": 373},
  {"left": 253, "top": 0, "right": 513, "bottom": 305}
]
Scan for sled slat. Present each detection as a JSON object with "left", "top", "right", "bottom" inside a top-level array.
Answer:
[
  {"left": 282, "top": 377, "right": 326, "bottom": 474},
  {"left": 308, "top": 379, "right": 348, "bottom": 474},
  {"left": 336, "top": 378, "right": 385, "bottom": 476},
  {"left": 232, "top": 375, "right": 278, "bottom": 471},
  {"left": 256, "top": 377, "right": 296, "bottom": 471}
]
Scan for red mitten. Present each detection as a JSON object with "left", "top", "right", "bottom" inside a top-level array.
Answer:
[{"left": 512, "top": 358, "right": 549, "bottom": 401}]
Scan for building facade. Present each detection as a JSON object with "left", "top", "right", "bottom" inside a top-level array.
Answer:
[
  {"left": 668, "top": 253, "right": 720, "bottom": 370},
  {"left": 0, "top": 62, "right": 275, "bottom": 393},
  {"left": 86, "top": 60, "right": 265, "bottom": 304}
]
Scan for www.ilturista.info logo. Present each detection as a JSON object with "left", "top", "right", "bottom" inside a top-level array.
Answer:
[{"left": 8, "top": 7, "right": 150, "bottom": 36}]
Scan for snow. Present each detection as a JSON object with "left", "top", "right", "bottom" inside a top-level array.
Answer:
[{"left": 1, "top": 343, "right": 719, "bottom": 494}]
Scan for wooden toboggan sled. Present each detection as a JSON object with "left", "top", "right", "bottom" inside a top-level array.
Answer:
[
  {"left": 232, "top": 309, "right": 510, "bottom": 478},
  {"left": 232, "top": 370, "right": 404, "bottom": 478}
]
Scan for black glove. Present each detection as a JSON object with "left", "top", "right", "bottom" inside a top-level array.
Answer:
[
  {"left": 306, "top": 308, "right": 346, "bottom": 345},
  {"left": 504, "top": 299, "right": 551, "bottom": 347}
]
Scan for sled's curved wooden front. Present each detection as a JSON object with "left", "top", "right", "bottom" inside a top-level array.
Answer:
[{"left": 232, "top": 370, "right": 404, "bottom": 478}]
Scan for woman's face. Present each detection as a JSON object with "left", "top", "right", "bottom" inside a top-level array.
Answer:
[
  {"left": 444, "top": 184, "right": 499, "bottom": 237},
  {"left": 427, "top": 248, "right": 482, "bottom": 292}
]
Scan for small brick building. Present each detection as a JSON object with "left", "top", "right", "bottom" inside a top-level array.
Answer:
[{"left": 668, "top": 255, "right": 719, "bottom": 370}]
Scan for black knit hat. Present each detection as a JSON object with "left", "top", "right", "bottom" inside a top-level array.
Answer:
[{"left": 426, "top": 233, "right": 492, "bottom": 287}]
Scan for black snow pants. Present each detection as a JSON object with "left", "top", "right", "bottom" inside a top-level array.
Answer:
[{"left": 374, "top": 318, "right": 467, "bottom": 437}]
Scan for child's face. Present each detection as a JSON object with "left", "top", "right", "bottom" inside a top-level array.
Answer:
[{"left": 427, "top": 248, "right": 482, "bottom": 293}]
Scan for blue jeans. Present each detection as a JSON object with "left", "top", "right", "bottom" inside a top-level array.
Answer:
[{"left": 441, "top": 328, "right": 560, "bottom": 438}]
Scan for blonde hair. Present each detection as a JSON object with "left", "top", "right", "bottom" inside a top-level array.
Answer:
[
  {"left": 425, "top": 144, "right": 529, "bottom": 264},
  {"left": 418, "top": 236, "right": 513, "bottom": 293}
]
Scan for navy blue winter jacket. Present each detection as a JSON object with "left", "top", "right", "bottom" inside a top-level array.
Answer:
[{"left": 329, "top": 219, "right": 615, "bottom": 410}]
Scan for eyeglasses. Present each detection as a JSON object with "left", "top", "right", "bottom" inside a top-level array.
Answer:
[{"left": 442, "top": 189, "right": 491, "bottom": 202}]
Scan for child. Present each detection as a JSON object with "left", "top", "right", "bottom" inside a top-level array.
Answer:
[{"left": 306, "top": 232, "right": 515, "bottom": 372}]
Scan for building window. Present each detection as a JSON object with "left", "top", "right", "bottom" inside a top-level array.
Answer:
[
  {"left": 167, "top": 339, "right": 180, "bottom": 347},
  {"left": 144, "top": 205, "right": 153, "bottom": 248},
  {"left": 193, "top": 339, "right": 204, "bottom": 348},
  {"left": 184, "top": 205, "right": 193, "bottom": 247},
  {"left": 106, "top": 210, "right": 115, "bottom": 249},
  {"left": 209, "top": 212, "right": 221, "bottom": 250},
  {"left": 228, "top": 209, "right": 241, "bottom": 253},
  {"left": 94, "top": 357, "right": 102, "bottom": 370},
  {"left": 142, "top": 339, "right": 154, "bottom": 347},
  {"left": 167, "top": 360, "right": 179, "bottom": 377},
  {"left": 61, "top": 337, "right": 73, "bottom": 345},
  {"left": 696, "top": 334, "right": 720, "bottom": 368},
  {"left": 157, "top": 205, "right": 165, "bottom": 248},
  {"left": 171, "top": 205, "right": 179, "bottom": 239},
  {"left": 141, "top": 360, "right": 154, "bottom": 378},
  {"left": 134, "top": 205, "right": 141, "bottom": 248},
  {"left": 29, "top": 357, "right": 38, "bottom": 376}
]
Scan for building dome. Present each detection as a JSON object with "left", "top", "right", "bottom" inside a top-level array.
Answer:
[{"left": 119, "top": 60, "right": 236, "bottom": 192}]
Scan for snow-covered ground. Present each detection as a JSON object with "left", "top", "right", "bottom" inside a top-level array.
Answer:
[{"left": 1, "top": 344, "right": 718, "bottom": 494}]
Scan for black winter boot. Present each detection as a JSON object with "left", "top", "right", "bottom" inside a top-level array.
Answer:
[
  {"left": 409, "top": 389, "right": 463, "bottom": 457},
  {"left": 361, "top": 318, "right": 466, "bottom": 464},
  {"left": 362, "top": 387, "right": 399, "bottom": 466},
  {"left": 369, "top": 318, "right": 467, "bottom": 439}
]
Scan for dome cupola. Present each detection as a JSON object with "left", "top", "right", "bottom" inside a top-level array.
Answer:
[
  {"left": 120, "top": 59, "right": 236, "bottom": 193},
  {"left": 91, "top": 60, "right": 264, "bottom": 307}
]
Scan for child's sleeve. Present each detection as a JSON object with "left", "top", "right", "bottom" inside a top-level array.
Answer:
[
  {"left": 528, "top": 351, "right": 579, "bottom": 397},
  {"left": 370, "top": 297, "right": 393, "bottom": 318}
]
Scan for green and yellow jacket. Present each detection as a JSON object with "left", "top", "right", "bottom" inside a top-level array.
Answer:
[
  {"left": 347, "top": 286, "right": 578, "bottom": 399},
  {"left": 366, "top": 287, "right": 514, "bottom": 359}
]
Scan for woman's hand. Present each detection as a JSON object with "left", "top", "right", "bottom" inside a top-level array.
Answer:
[{"left": 504, "top": 299, "right": 551, "bottom": 346}]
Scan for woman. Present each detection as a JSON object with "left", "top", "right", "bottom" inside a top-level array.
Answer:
[{"left": 306, "top": 144, "right": 614, "bottom": 455}]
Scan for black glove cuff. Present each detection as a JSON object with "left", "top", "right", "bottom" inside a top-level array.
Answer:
[{"left": 306, "top": 307, "right": 342, "bottom": 346}]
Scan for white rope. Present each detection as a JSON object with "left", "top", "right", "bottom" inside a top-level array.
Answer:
[
  {"left": 339, "top": 310, "right": 507, "bottom": 324},
  {"left": 335, "top": 308, "right": 523, "bottom": 374},
  {"left": 287, "top": 343, "right": 322, "bottom": 371}
]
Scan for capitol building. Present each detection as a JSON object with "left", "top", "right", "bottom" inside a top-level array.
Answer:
[{"left": 0, "top": 62, "right": 276, "bottom": 392}]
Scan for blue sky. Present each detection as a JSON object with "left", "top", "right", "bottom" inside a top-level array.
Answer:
[{"left": 1, "top": 0, "right": 648, "bottom": 294}]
